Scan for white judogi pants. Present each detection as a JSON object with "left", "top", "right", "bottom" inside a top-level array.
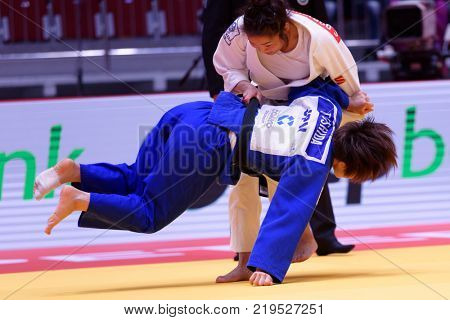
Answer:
[{"left": 229, "top": 173, "right": 279, "bottom": 252}]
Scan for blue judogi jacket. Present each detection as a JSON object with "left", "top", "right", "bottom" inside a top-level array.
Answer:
[
  {"left": 208, "top": 78, "right": 348, "bottom": 282},
  {"left": 77, "top": 78, "right": 348, "bottom": 284}
]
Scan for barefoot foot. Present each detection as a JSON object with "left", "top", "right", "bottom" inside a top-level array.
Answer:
[
  {"left": 45, "top": 185, "right": 89, "bottom": 235},
  {"left": 34, "top": 159, "right": 79, "bottom": 200},
  {"left": 216, "top": 265, "right": 253, "bottom": 283},
  {"left": 292, "top": 224, "right": 318, "bottom": 263},
  {"left": 216, "top": 252, "right": 251, "bottom": 283}
]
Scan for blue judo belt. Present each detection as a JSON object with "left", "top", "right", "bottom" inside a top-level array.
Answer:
[{"left": 231, "top": 98, "right": 269, "bottom": 198}]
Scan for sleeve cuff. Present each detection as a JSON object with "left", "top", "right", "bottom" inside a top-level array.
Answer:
[{"left": 224, "top": 72, "right": 250, "bottom": 92}]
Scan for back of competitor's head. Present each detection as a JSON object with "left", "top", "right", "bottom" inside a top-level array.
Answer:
[
  {"left": 333, "top": 118, "right": 398, "bottom": 183},
  {"left": 243, "top": 0, "right": 289, "bottom": 37}
]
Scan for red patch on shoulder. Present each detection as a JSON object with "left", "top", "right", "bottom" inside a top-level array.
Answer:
[{"left": 334, "top": 76, "right": 346, "bottom": 85}]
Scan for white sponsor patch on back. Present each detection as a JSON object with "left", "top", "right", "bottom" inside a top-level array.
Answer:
[{"left": 250, "top": 96, "right": 336, "bottom": 164}]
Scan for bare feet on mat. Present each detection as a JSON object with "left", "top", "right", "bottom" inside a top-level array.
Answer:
[
  {"left": 292, "top": 224, "right": 318, "bottom": 263},
  {"left": 216, "top": 265, "right": 253, "bottom": 283},
  {"left": 34, "top": 158, "right": 80, "bottom": 200},
  {"left": 249, "top": 270, "right": 273, "bottom": 286},
  {"left": 216, "top": 252, "right": 252, "bottom": 283},
  {"left": 45, "top": 185, "right": 89, "bottom": 235}
]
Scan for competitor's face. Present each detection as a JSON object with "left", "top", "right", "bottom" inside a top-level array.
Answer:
[{"left": 248, "top": 34, "right": 284, "bottom": 55}]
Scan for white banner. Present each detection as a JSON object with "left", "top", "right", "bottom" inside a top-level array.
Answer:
[{"left": 0, "top": 80, "right": 449, "bottom": 251}]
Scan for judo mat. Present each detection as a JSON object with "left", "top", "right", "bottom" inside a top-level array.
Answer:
[{"left": 1, "top": 224, "right": 449, "bottom": 300}]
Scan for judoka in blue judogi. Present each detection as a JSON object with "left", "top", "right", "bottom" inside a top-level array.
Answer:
[{"left": 34, "top": 78, "right": 397, "bottom": 285}]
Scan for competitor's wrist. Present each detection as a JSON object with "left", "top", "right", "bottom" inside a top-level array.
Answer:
[{"left": 233, "top": 80, "right": 253, "bottom": 94}]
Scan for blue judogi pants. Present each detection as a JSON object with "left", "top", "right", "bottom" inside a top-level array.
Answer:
[{"left": 75, "top": 101, "right": 231, "bottom": 233}]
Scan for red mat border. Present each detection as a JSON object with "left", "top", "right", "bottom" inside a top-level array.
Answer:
[{"left": 0, "top": 223, "right": 449, "bottom": 274}]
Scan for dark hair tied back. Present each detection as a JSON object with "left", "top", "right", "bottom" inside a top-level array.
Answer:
[{"left": 243, "top": 0, "right": 289, "bottom": 37}]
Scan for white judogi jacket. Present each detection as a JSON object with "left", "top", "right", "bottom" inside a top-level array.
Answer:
[
  {"left": 213, "top": 11, "right": 361, "bottom": 101},
  {"left": 214, "top": 12, "right": 364, "bottom": 255}
]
